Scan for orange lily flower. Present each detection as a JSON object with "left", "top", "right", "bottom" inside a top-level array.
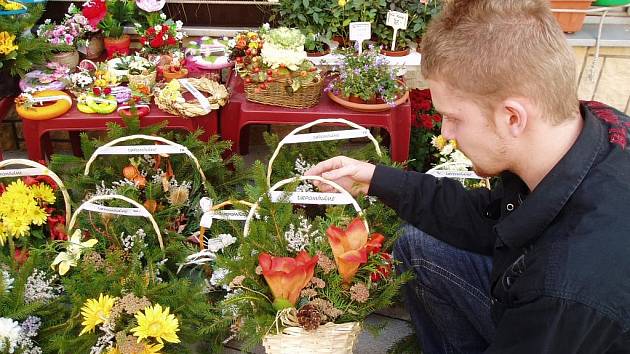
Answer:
[
  {"left": 326, "top": 218, "right": 370, "bottom": 283},
  {"left": 258, "top": 251, "right": 318, "bottom": 310}
]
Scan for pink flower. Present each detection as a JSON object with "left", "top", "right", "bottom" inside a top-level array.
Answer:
[{"left": 137, "top": 0, "right": 166, "bottom": 12}]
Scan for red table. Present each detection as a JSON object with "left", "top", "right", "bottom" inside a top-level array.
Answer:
[
  {"left": 0, "top": 96, "right": 15, "bottom": 161},
  {"left": 22, "top": 102, "right": 218, "bottom": 161},
  {"left": 220, "top": 73, "right": 412, "bottom": 163}
]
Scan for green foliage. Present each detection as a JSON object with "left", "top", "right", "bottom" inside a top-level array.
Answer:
[{"left": 99, "top": 0, "right": 136, "bottom": 38}]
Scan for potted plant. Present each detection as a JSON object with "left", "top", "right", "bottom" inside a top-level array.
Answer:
[
  {"left": 98, "top": 0, "right": 135, "bottom": 58},
  {"left": 549, "top": 0, "right": 594, "bottom": 33},
  {"left": 135, "top": 5, "right": 185, "bottom": 63},
  {"left": 372, "top": 23, "right": 412, "bottom": 56},
  {"left": 304, "top": 31, "right": 330, "bottom": 57},
  {"left": 326, "top": 47, "right": 408, "bottom": 112},
  {"left": 0, "top": 3, "right": 53, "bottom": 97}
]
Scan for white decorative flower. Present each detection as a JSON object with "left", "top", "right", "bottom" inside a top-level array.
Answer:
[
  {"left": 1, "top": 271, "right": 14, "bottom": 294},
  {"left": 262, "top": 23, "right": 271, "bottom": 31},
  {"left": 261, "top": 42, "right": 307, "bottom": 70},
  {"left": 51, "top": 229, "right": 98, "bottom": 275},
  {"left": 0, "top": 317, "right": 21, "bottom": 353},
  {"left": 210, "top": 267, "right": 230, "bottom": 290},
  {"left": 154, "top": 25, "right": 162, "bottom": 32},
  {"left": 175, "top": 20, "right": 183, "bottom": 30},
  {"left": 160, "top": 13, "right": 167, "bottom": 20}
]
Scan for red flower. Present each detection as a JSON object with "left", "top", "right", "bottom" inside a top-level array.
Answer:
[
  {"left": 14, "top": 247, "right": 29, "bottom": 266},
  {"left": 327, "top": 218, "right": 370, "bottom": 283},
  {"left": 82, "top": 0, "right": 107, "bottom": 28},
  {"left": 417, "top": 99, "right": 432, "bottom": 112},
  {"left": 104, "top": 87, "right": 112, "bottom": 95},
  {"left": 140, "top": 36, "right": 147, "bottom": 45},
  {"left": 47, "top": 215, "right": 68, "bottom": 241},
  {"left": 0, "top": 183, "right": 5, "bottom": 196},
  {"left": 167, "top": 36, "right": 176, "bottom": 46},
  {"left": 150, "top": 36, "right": 164, "bottom": 48},
  {"left": 147, "top": 27, "right": 156, "bottom": 35},
  {"left": 22, "top": 175, "right": 57, "bottom": 189},
  {"left": 420, "top": 113, "right": 434, "bottom": 129},
  {"left": 92, "top": 87, "right": 101, "bottom": 96},
  {"left": 258, "top": 251, "right": 318, "bottom": 309},
  {"left": 366, "top": 233, "right": 385, "bottom": 255},
  {"left": 431, "top": 113, "right": 442, "bottom": 123},
  {"left": 371, "top": 253, "right": 393, "bottom": 282}
]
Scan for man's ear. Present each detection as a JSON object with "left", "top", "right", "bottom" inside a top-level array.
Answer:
[{"left": 500, "top": 99, "right": 528, "bottom": 137}]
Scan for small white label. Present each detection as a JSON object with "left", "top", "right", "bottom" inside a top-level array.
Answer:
[
  {"left": 200, "top": 210, "right": 247, "bottom": 228},
  {"left": 349, "top": 22, "right": 372, "bottom": 42},
  {"left": 283, "top": 129, "right": 369, "bottom": 144},
  {"left": 179, "top": 79, "right": 212, "bottom": 113},
  {"left": 0, "top": 167, "right": 48, "bottom": 178},
  {"left": 386, "top": 11, "right": 409, "bottom": 29},
  {"left": 82, "top": 202, "right": 151, "bottom": 217},
  {"left": 32, "top": 95, "right": 72, "bottom": 105},
  {"left": 95, "top": 144, "right": 187, "bottom": 155},
  {"left": 269, "top": 191, "right": 354, "bottom": 205},
  {"left": 427, "top": 170, "right": 485, "bottom": 180}
]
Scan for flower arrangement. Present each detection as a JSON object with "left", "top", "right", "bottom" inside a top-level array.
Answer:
[
  {"left": 135, "top": 14, "right": 185, "bottom": 55},
  {"left": 20, "top": 62, "right": 70, "bottom": 93},
  {"left": 232, "top": 26, "right": 320, "bottom": 93},
  {"left": 37, "top": 2, "right": 98, "bottom": 53},
  {"left": 98, "top": 0, "right": 135, "bottom": 39},
  {"left": 209, "top": 163, "right": 409, "bottom": 349},
  {"left": 326, "top": 47, "right": 407, "bottom": 104},
  {"left": 128, "top": 59, "right": 156, "bottom": 76},
  {"left": 408, "top": 88, "right": 442, "bottom": 171}
]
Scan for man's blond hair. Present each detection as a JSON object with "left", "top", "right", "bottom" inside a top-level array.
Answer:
[{"left": 421, "top": 0, "right": 579, "bottom": 124}]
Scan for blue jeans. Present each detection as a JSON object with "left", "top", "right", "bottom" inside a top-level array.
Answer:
[{"left": 393, "top": 224, "right": 496, "bottom": 354}]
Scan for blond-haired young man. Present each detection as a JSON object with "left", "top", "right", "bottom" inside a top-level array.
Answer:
[{"left": 306, "top": 0, "right": 630, "bottom": 352}]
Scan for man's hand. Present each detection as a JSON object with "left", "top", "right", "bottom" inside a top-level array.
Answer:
[{"left": 304, "top": 156, "right": 376, "bottom": 196}]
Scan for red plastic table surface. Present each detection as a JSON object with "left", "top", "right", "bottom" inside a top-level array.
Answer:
[
  {"left": 0, "top": 96, "right": 15, "bottom": 161},
  {"left": 220, "top": 73, "right": 412, "bottom": 163},
  {"left": 22, "top": 102, "right": 218, "bottom": 161}
]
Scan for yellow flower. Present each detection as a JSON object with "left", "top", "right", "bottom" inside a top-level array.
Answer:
[
  {"left": 131, "top": 304, "right": 180, "bottom": 344},
  {"left": 79, "top": 293, "right": 118, "bottom": 335},
  {"left": 248, "top": 41, "right": 258, "bottom": 49},
  {"left": 338, "top": 0, "right": 346, "bottom": 6},
  {"left": 0, "top": 179, "right": 52, "bottom": 243},
  {"left": 0, "top": 31, "right": 18, "bottom": 56},
  {"left": 106, "top": 348, "right": 121, "bottom": 354},
  {"left": 449, "top": 139, "right": 458, "bottom": 150},
  {"left": 141, "top": 343, "right": 164, "bottom": 354},
  {"left": 51, "top": 229, "right": 98, "bottom": 275},
  {"left": 431, "top": 135, "right": 447, "bottom": 150},
  {"left": 30, "top": 184, "right": 56, "bottom": 204}
]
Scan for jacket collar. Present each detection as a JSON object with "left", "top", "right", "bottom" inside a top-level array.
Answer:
[{"left": 495, "top": 103, "right": 607, "bottom": 249}]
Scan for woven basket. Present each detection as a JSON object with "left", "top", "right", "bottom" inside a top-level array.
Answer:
[
  {"left": 128, "top": 71, "right": 157, "bottom": 89},
  {"left": 244, "top": 76, "right": 323, "bottom": 109},
  {"left": 263, "top": 321, "right": 361, "bottom": 354}
]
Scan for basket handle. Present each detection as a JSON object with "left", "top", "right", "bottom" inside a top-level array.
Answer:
[
  {"left": 266, "top": 118, "right": 382, "bottom": 186},
  {"left": 0, "top": 159, "right": 72, "bottom": 225},
  {"left": 68, "top": 194, "right": 164, "bottom": 250},
  {"left": 84, "top": 134, "right": 207, "bottom": 186},
  {"left": 244, "top": 175, "right": 368, "bottom": 237},
  {"left": 199, "top": 197, "right": 253, "bottom": 250}
]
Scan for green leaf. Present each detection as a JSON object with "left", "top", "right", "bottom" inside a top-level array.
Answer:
[{"left": 302, "top": 0, "right": 310, "bottom": 9}]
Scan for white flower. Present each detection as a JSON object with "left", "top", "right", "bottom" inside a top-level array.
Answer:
[
  {"left": 154, "top": 25, "right": 162, "bottom": 32},
  {"left": 1, "top": 271, "right": 14, "bottom": 294},
  {"left": 134, "top": 22, "right": 142, "bottom": 28},
  {"left": 284, "top": 216, "right": 319, "bottom": 252},
  {"left": 262, "top": 23, "right": 271, "bottom": 31},
  {"left": 227, "top": 39, "right": 236, "bottom": 48},
  {"left": 205, "top": 233, "right": 236, "bottom": 252},
  {"left": 24, "top": 270, "right": 62, "bottom": 304},
  {"left": 175, "top": 20, "right": 183, "bottom": 30},
  {"left": 261, "top": 42, "right": 307, "bottom": 69},
  {"left": 160, "top": 13, "right": 167, "bottom": 20},
  {"left": 51, "top": 229, "right": 98, "bottom": 275},
  {"left": 175, "top": 32, "right": 183, "bottom": 40},
  {"left": 0, "top": 318, "right": 21, "bottom": 353}
]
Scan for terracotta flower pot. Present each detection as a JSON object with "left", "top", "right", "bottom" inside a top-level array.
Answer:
[
  {"left": 51, "top": 50, "right": 80, "bottom": 69},
  {"left": 307, "top": 43, "right": 331, "bottom": 57},
  {"left": 548, "top": 0, "right": 592, "bottom": 33},
  {"left": 162, "top": 68, "right": 188, "bottom": 82},
  {"left": 329, "top": 90, "right": 410, "bottom": 113},
  {"left": 332, "top": 35, "right": 351, "bottom": 48},
  {"left": 381, "top": 48, "right": 410, "bottom": 57},
  {"left": 103, "top": 35, "right": 131, "bottom": 59}
]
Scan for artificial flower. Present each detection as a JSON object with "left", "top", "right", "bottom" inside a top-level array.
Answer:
[
  {"left": 258, "top": 250, "right": 318, "bottom": 309},
  {"left": 136, "top": 0, "right": 165, "bottom": 12},
  {"left": 51, "top": 229, "right": 98, "bottom": 275},
  {"left": 82, "top": 0, "right": 107, "bottom": 28},
  {"left": 0, "top": 31, "right": 18, "bottom": 56},
  {"left": 131, "top": 304, "right": 180, "bottom": 344},
  {"left": 326, "top": 218, "right": 370, "bottom": 283},
  {"left": 79, "top": 293, "right": 118, "bottom": 335},
  {"left": 0, "top": 317, "right": 21, "bottom": 353}
]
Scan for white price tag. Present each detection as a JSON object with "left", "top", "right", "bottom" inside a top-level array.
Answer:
[
  {"left": 0, "top": 167, "right": 49, "bottom": 178},
  {"left": 283, "top": 129, "right": 369, "bottom": 144},
  {"left": 82, "top": 202, "right": 151, "bottom": 217},
  {"left": 179, "top": 79, "right": 212, "bottom": 113},
  {"left": 349, "top": 22, "right": 371, "bottom": 54},
  {"left": 269, "top": 191, "right": 355, "bottom": 205},
  {"left": 200, "top": 210, "right": 247, "bottom": 228},
  {"left": 427, "top": 170, "right": 485, "bottom": 180},
  {"left": 386, "top": 11, "right": 409, "bottom": 30},
  {"left": 95, "top": 144, "right": 188, "bottom": 155}
]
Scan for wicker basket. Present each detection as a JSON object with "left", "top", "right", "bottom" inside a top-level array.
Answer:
[
  {"left": 244, "top": 76, "right": 323, "bottom": 109},
  {"left": 263, "top": 321, "right": 361, "bottom": 354},
  {"left": 128, "top": 71, "right": 157, "bottom": 89}
]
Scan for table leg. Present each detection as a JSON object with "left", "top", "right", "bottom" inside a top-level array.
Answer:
[
  {"left": 240, "top": 125, "right": 250, "bottom": 155},
  {"left": 219, "top": 102, "right": 242, "bottom": 154},
  {"left": 389, "top": 104, "right": 412, "bottom": 163},
  {"left": 22, "top": 121, "right": 43, "bottom": 161},
  {"left": 69, "top": 131, "right": 83, "bottom": 157}
]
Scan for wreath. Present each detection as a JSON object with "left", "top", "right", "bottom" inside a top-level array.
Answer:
[{"left": 153, "top": 77, "right": 229, "bottom": 118}]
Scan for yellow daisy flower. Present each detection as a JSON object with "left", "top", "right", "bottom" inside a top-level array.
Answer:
[
  {"left": 431, "top": 135, "right": 447, "bottom": 150},
  {"left": 30, "top": 183, "right": 56, "bottom": 204},
  {"left": 141, "top": 342, "right": 164, "bottom": 354},
  {"left": 131, "top": 304, "right": 180, "bottom": 344},
  {"left": 79, "top": 294, "right": 118, "bottom": 335},
  {"left": 338, "top": 0, "right": 346, "bottom": 6},
  {"left": 106, "top": 347, "right": 121, "bottom": 354}
]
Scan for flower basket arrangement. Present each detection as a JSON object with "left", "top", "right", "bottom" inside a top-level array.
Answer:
[
  {"left": 326, "top": 47, "right": 408, "bottom": 112},
  {"left": 127, "top": 58, "right": 157, "bottom": 89},
  {"left": 154, "top": 77, "right": 228, "bottom": 117},
  {"left": 135, "top": 13, "right": 185, "bottom": 55},
  {"left": 231, "top": 26, "right": 323, "bottom": 109}
]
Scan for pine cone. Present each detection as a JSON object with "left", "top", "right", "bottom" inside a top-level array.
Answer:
[{"left": 297, "top": 304, "right": 322, "bottom": 331}]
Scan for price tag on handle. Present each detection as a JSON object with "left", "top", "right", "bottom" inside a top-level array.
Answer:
[
  {"left": 386, "top": 11, "right": 409, "bottom": 51},
  {"left": 349, "top": 22, "right": 372, "bottom": 54}
]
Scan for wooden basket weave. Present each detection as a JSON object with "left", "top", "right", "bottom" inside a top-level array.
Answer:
[
  {"left": 244, "top": 76, "right": 323, "bottom": 109},
  {"left": 262, "top": 321, "right": 361, "bottom": 354}
]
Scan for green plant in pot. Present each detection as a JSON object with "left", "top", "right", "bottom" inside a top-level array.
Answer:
[
  {"left": 372, "top": 22, "right": 412, "bottom": 56},
  {"left": 304, "top": 31, "right": 330, "bottom": 56},
  {"left": 98, "top": 0, "right": 136, "bottom": 58},
  {"left": 329, "top": 0, "right": 386, "bottom": 47},
  {"left": 271, "top": 0, "right": 336, "bottom": 39}
]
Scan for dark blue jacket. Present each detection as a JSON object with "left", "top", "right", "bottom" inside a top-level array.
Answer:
[{"left": 369, "top": 102, "right": 630, "bottom": 353}]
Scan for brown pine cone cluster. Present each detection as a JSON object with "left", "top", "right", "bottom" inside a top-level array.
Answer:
[{"left": 297, "top": 304, "right": 322, "bottom": 331}]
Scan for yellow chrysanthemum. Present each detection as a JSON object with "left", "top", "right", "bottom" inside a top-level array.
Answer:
[
  {"left": 131, "top": 304, "right": 180, "bottom": 344},
  {"left": 106, "top": 347, "right": 121, "bottom": 354},
  {"left": 30, "top": 183, "right": 56, "bottom": 204},
  {"left": 141, "top": 343, "right": 164, "bottom": 354},
  {"left": 449, "top": 139, "right": 458, "bottom": 150},
  {"left": 5, "top": 179, "right": 29, "bottom": 196},
  {"left": 79, "top": 294, "right": 118, "bottom": 335},
  {"left": 338, "top": 0, "right": 346, "bottom": 6},
  {"left": 431, "top": 135, "right": 447, "bottom": 150}
]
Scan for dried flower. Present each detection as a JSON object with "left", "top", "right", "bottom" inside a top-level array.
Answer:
[
  {"left": 350, "top": 283, "right": 369, "bottom": 303},
  {"left": 309, "top": 298, "right": 343, "bottom": 322},
  {"left": 309, "top": 277, "right": 325, "bottom": 289},
  {"left": 316, "top": 252, "right": 336, "bottom": 274},
  {"left": 168, "top": 185, "right": 189, "bottom": 206},
  {"left": 229, "top": 275, "right": 245, "bottom": 288}
]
